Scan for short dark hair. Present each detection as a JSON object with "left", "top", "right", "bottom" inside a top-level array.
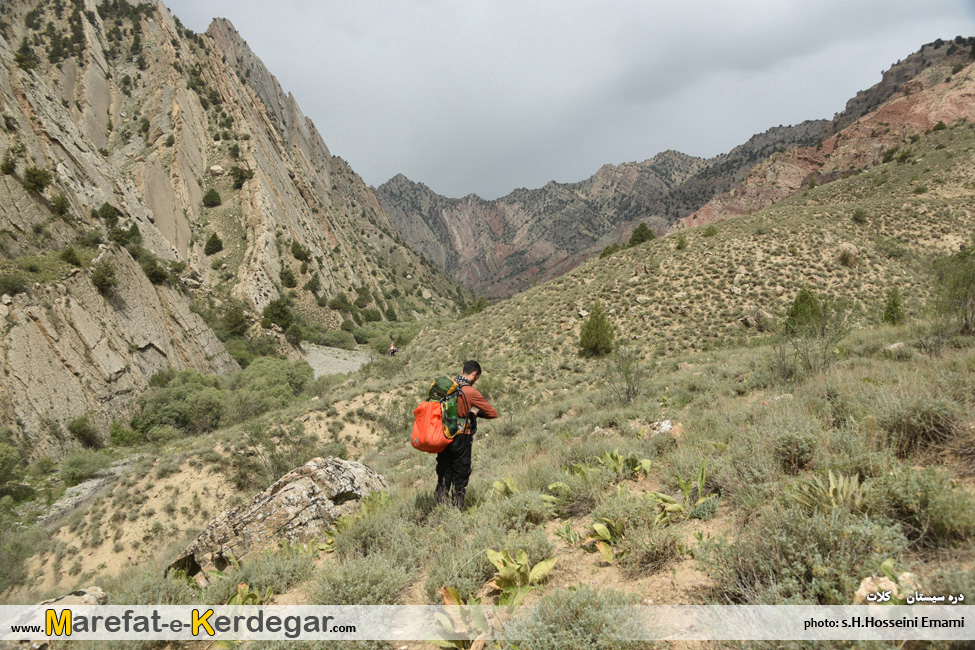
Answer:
[{"left": 463, "top": 360, "right": 481, "bottom": 375}]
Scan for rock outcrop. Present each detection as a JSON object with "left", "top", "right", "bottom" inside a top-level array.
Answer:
[{"left": 167, "top": 457, "right": 388, "bottom": 580}]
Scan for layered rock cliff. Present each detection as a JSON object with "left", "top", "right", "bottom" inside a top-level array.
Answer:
[{"left": 0, "top": 0, "right": 467, "bottom": 455}]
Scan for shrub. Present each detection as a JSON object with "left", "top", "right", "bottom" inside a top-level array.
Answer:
[
  {"left": 141, "top": 260, "right": 167, "bottom": 284},
  {"left": 59, "top": 247, "right": 82, "bottom": 267},
  {"left": 361, "top": 308, "right": 381, "bottom": 322},
  {"left": 773, "top": 430, "right": 814, "bottom": 474},
  {"left": 202, "top": 188, "right": 222, "bottom": 207},
  {"left": 311, "top": 329, "right": 356, "bottom": 351},
  {"left": 866, "top": 467, "right": 975, "bottom": 547},
  {"left": 327, "top": 293, "right": 353, "bottom": 311},
  {"left": 284, "top": 322, "right": 303, "bottom": 345},
  {"left": 279, "top": 268, "right": 296, "bottom": 288},
  {"left": 0, "top": 442, "right": 25, "bottom": 495},
  {"left": 230, "top": 166, "right": 254, "bottom": 189},
  {"left": 262, "top": 298, "right": 294, "bottom": 329},
  {"left": 203, "top": 546, "right": 315, "bottom": 605},
  {"left": 703, "top": 224, "right": 718, "bottom": 237},
  {"left": 51, "top": 193, "right": 70, "bottom": 217},
  {"left": 579, "top": 301, "right": 614, "bottom": 357},
  {"left": 203, "top": 232, "right": 223, "bottom": 255},
  {"left": 1, "top": 150, "right": 15, "bottom": 175},
  {"left": 675, "top": 234, "right": 688, "bottom": 250},
  {"left": 699, "top": 506, "right": 907, "bottom": 604},
  {"left": 22, "top": 167, "right": 52, "bottom": 193},
  {"left": 500, "top": 585, "right": 642, "bottom": 649},
  {"left": 851, "top": 208, "right": 868, "bottom": 225},
  {"left": 881, "top": 396, "right": 958, "bottom": 458},
  {"left": 933, "top": 242, "right": 975, "bottom": 333},
  {"left": 599, "top": 242, "right": 623, "bottom": 259},
  {"left": 604, "top": 346, "right": 645, "bottom": 405},
  {"left": 67, "top": 416, "right": 101, "bottom": 448},
  {"left": 223, "top": 304, "right": 249, "bottom": 337},
  {"left": 90, "top": 260, "right": 117, "bottom": 294},
  {"left": 881, "top": 287, "right": 905, "bottom": 325},
  {"left": 628, "top": 222, "right": 655, "bottom": 247},
  {"left": 290, "top": 241, "right": 311, "bottom": 262},
  {"left": 59, "top": 449, "right": 112, "bottom": 487},
  {"left": 0, "top": 273, "right": 29, "bottom": 296},
  {"left": 312, "top": 555, "right": 412, "bottom": 605}
]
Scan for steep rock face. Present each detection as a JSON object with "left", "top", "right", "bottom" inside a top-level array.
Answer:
[
  {"left": 680, "top": 39, "right": 975, "bottom": 229},
  {"left": 0, "top": 0, "right": 468, "bottom": 454}
]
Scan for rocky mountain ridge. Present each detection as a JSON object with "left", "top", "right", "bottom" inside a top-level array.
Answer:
[
  {"left": 379, "top": 123, "right": 829, "bottom": 300},
  {"left": 680, "top": 37, "right": 975, "bottom": 228},
  {"left": 0, "top": 0, "right": 467, "bottom": 456}
]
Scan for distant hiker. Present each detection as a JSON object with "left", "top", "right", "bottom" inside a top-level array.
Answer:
[
  {"left": 435, "top": 360, "right": 497, "bottom": 510},
  {"left": 388, "top": 342, "right": 398, "bottom": 357}
]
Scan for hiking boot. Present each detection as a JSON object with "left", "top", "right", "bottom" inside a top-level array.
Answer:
[
  {"left": 434, "top": 486, "right": 449, "bottom": 506},
  {"left": 451, "top": 491, "right": 466, "bottom": 511}
]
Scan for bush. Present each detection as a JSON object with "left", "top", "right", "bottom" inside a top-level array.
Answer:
[
  {"left": 90, "top": 260, "right": 117, "bottom": 294},
  {"left": 312, "top": 555, "right": 412, "bottom": 605},
  {"left": 262, "top": 298, "right": 294, "bottom": 329},
  {"left": 51, "top": 193, "right": 70, "bottom": 217},
  {"left": 59, "top": 247, "right": 82, "bottom": 267},
  {"left": 579, "top": 301, "right": 614, "bottom": 357},
  {"left": 699, "top": 506, "right": 907, "bottom": 604},
  {"left": 310, "top": 329, "right": 356, "bottom": 351},
  {"left": 604, "top": 346, "right": 645, "bottom": 405},
  {"left": 204, "top": 232, "right": 223, "bottom": 255},
  {"left": 67, "top": 416, "right": 101, "bottom": 448},
  {"left": 851, "top": 208, "right": 868, "bottom": 225},
  {"left": 881, "top": 396, "right": 958, "bottom": 458},
  {"left": 882, "top": 287, "right": 905, "bottom": 325},
  {"left": 0, "top": 273, "right": 29, "bottom": 296},
  {"left": 933, "top": 242, "right": 975, "bottom": 333},
  {"left": 599, "top": 242, "right": 623, "bottom": 259},
  {"left": 284, "top": 323, "right": 303, "bottom": 345},
  {"left": 59, "top": 449, "right": 112, "bottom": 487},
  {"left": 279, "top": 268, "right": 296, "bottom": 288},
  {"left": 202, "top": 188, "right": 222, "bottom": 207},
  {"left": 141, "top": 260, "right": 168, "bottom": 284},
  {"left": 773, "top": 430, "right": 814, "bottom": 474},
  {"left": 223, "top": 304, "right": 249, "bottom": 337},
  {"left": 0, "top": 442, "right": 25, "bottom": 495},
  {"left": 22, "top": 167, "right": 52, "bottom": 193},
  {"left": 1, "top": 150, "right": 15, "bottom": 175},
  {"left": 866, "top": 467, "right": 975, "bottom": 547},
  {"left": 675, "top": 234, "right": 688, "bottom": 250},
  {"left": 291, "top": 241, "right": 311, "bottom": 262},
  {"left": 500, "top": 585, "right": 642, "bottom": 649},
  {"left": 628, "top": 222, "right": 655, "bottom": 247},
  {"left": 230, "top": 166, "right": 254, "bottom": 189}
]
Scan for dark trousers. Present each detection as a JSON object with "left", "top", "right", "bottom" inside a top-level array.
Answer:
[{"left": 435, "top": 432, "right": 473, "bottom": 508}]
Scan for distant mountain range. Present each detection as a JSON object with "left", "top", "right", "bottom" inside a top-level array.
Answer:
[{"left": 379, "top": 36, "right": 974, "bottom": 299}]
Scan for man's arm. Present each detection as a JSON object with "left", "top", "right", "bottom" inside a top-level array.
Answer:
[{"left": 462, "top": 386, "right": 498, "bottom": 419}]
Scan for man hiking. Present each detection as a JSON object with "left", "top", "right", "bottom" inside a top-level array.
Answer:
[{"left": 435, "top": 360, "right": 497, "bottom": 510}]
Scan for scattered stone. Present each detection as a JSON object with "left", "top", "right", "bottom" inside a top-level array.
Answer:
[
  {"left": 774, "top": 285, "right": 785, "bottom": 296},
  {"left": 421, "top": 289, "right": 432, "bottom": 300},
  {"left": 560, "top": 319, "right": 574, "bottom": 331},
  {"left": 167, "top": 457, "right": 388, "bottom": 582},
  {"left": 885, "top": 342, "right": 904, "bottom": 352},
  {"left": 1, "top": 294, "right": 11, "bottom": 305},
  {"left": 646, "top": 420, "right": 684, "bottom": 441},
  {"left": 730, "top": 285, "right": 742, "bottom": 296},
  {"left": 0, "top": 304, "right": 7, "bottom": 318},
  {"left": 209, "top": 165, "right": 225, "bottom": 175},
  {"left": 738, "top": 309, "right": 772, "bottom": 331},
  {"left": 838, "top": 242, "right": 859, "bottom": 262},
  {"left": 674, "top": 291, "right": 687, "bottom": 300},
  {"left": 578, "top": 309, "right": 589, "bottom": 318},
  {"left": 635, "top": 295, "right": 652, "bottom": 304},
  {"left": 677, "top": 362, "right": 695, "bottom": 371},
  {"left": 853, "top": 572, "right": 920, "bottom": 605}
]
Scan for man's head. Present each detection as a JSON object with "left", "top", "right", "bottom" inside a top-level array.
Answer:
[{"left": 462, "top": 360, "right": 482, "bottom": 383}]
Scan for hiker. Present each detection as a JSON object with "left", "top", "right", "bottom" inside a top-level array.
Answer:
[
  {"left": 435, "top": 360, "right": 497, "bottom": 510},
  {"left": 388, "top": 342, "right": 398, "bottom": 357}
]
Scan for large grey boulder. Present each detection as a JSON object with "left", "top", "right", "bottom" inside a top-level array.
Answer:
[{"left": 167, "top": 457, "right": 388, "bottom": 580}]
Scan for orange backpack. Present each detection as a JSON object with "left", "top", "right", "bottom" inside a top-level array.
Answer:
[{"left": 411, "top": 377, "right": 469, "bottom": 453}]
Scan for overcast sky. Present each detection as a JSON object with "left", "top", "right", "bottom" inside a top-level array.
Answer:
[{"left": 162, "top": 0, "right": 974, "bottom": 199}]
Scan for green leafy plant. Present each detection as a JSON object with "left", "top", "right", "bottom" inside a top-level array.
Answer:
[
  {"left": 579, "top": 301, "right": 614, "bottom": 357},
  {"left": 790, "top": 471, "right": 867, "bottom": 514},
  {"left": 431, "top": 586, "right": 491, "bottom": 649},
  {"left": 554, "top": 522, "right": 582, "bottom": 545},
  {"left": 226, "top": 582, "right": 273, "bottom": 605},
  {"left": 593, "top": 450, "right": 652, "bottom": 481},
  {"left": 485, "top": 548, "right": 556, "bottom": 605},
  {"left": 648, "top": 460, "right": 716, "bottom": 525},
  {"left": 584, "top": 519, "right": 627, "bottom": 563}
]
